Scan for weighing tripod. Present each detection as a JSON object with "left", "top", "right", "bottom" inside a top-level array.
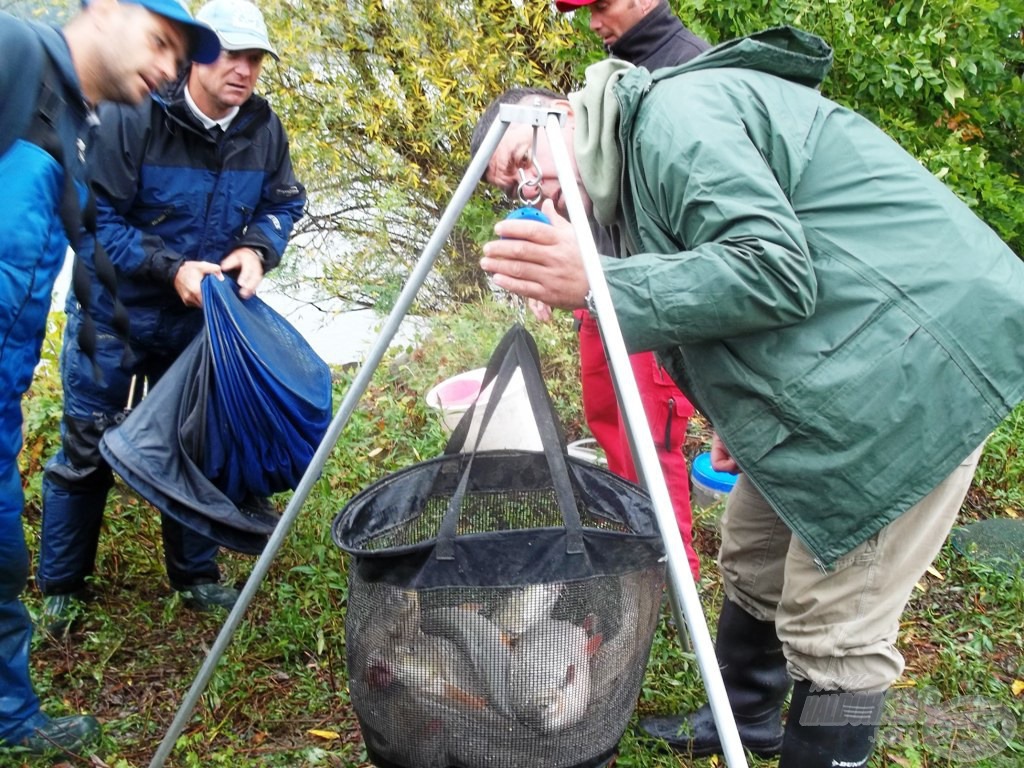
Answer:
[{"left": 148, "top": 102, "right": 749, "bottom": 768}]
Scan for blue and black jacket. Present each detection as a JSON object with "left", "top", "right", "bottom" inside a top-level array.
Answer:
[
  {"left": 70, "top": 74, "right": 306, "bottom": 341},
  {"left": 1, "top": 16, "right": 95, "bottom": 740},
  {"left": 0, "top": 12, "right": 92, "bottom": 465}
]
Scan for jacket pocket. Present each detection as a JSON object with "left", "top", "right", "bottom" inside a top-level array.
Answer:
[{"left": 130, "top": 204, "right": 176, "bottom": 228}]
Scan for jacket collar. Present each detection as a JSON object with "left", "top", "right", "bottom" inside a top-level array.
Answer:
[
  {"left": 156, "top": 72, "right": 267, "bottom": 136},
  {"left": 609, "top": 2, "right": 680, "bottom": 67},
  {"left": 572, "top": 27, "right": 834, "bottom": 229},
  {"left": 568, "top": 58, "right": 633, "bottom": 228},
  {"left": 30, "top": 22, "right": 91, "bottom": 121}
]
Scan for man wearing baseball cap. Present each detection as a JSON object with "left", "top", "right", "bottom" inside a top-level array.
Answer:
[
  {"left": 0, "top": 0, "right": 217, "bottom": 756},
  {"left": 556, "top": 0, "right": 705, "bottom": 67},
  {"left": 38, "top": 0, "right": 304, "bottom": 631},
  {"left": 545, "top": 0, "right": 710, "bottom": 626},
  {"left": 548, "top": 2, "right": 789, "bottom": 759}
]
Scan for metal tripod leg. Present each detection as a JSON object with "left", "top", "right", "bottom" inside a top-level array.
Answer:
[
  {"left": 147, "top": 106, "right": 513, "bottom": 768},
  {"left": 148, "top": 104, "right": 746, "bottom": 768}
]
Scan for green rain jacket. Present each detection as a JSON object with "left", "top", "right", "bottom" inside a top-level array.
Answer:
[{"left": 573, "top": 27, "right": 1024, "bottom": 567}]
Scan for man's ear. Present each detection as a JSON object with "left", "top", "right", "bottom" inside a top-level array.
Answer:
[{"left": 84, "top": 0, "right": 119, "bottom": 24}]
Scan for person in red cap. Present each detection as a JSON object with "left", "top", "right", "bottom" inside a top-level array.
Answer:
[
  {"left": 547, "top": 0, "right": 710, "bottom": 584},
  {"left": 540, "top": 2, "right": 788, "bottom": 760},
  {"left": 556, "top": 0, "right": 706, "bottom": 67},
  {"left": 0, "top": 0, "right": 218, "bottom": 755}
]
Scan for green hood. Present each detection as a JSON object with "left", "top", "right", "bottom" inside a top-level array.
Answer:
[
  {"left": 569, "top": 59, "right": 633, "bottom": 228},
  {"left": 573, "top": 26, "right": 834, "bottom": 227}
]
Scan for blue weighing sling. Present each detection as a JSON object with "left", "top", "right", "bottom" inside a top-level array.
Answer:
[{"left": 101, "top": 276, "right": 332, "bottom": 552}]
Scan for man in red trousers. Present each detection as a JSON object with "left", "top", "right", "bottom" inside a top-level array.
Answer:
[{"left": 554, "top": 0, "right": 711, "bottom": 580}]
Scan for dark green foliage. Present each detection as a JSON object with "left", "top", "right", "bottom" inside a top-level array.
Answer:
[{"left": 666, "top": 0, "right": 1024, "bottom": 253}]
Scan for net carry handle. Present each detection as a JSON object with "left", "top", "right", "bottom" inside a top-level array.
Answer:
[{"left": 434, "top": 324, "right": 585, "bottom": 559}]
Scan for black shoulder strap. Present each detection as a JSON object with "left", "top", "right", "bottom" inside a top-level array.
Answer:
[
  {"left": 24, "top": 56, "right": 79, "bottom": 246},
  {"left": 30, "top": 53, "right": 131, "bottom": 373}
]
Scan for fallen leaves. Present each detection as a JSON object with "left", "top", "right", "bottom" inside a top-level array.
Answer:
[{"left": 307, "top": 728, "right": 341, "bottom": 741}]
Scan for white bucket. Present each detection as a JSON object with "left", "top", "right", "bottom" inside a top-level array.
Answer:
[{"left": 425, "top": 367, "right": 542, "bottom": 452}]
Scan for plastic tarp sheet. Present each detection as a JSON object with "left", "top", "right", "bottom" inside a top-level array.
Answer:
[{"left": 100, "top": 276, "right": 332, "bottom": 553}]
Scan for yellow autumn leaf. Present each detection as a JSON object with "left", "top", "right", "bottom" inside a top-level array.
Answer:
[
  {"left": 1005, "top": 507, "right": 1019, "bottom": 519},
  {"left": 307, "top": 729, "right": 340, "bottom": 741},
  {"left": 1012, "top": 679, "right": 1024, "bottom": 697}
]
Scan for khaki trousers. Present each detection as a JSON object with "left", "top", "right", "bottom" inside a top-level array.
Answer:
[{"left": 718, "top": 445, "right": 983, "bottom": 692}]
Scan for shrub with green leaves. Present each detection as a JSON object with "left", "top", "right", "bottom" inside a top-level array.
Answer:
[{"left": 667, "top": 0, "right": 1024, "bottom": 253}]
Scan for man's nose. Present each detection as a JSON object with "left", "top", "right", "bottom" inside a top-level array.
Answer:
[{"left": 158, "top": 52, "right": 179, "bottom": 87}]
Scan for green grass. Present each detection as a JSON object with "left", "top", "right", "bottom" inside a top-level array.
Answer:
[{"left": 8, "top": 300, "right": 1024, "bottom": 767}]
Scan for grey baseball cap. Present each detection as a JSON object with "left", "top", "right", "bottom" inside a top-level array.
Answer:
[{"left": 195, "top": 0, "right": 278, "bottom": 60}]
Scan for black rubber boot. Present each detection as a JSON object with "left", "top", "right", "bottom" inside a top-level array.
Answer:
[
  {"left": 17, "top": 715, "right": 101, "bottom": 755},
  {"left": 40, "top": 589, "right": 88, "bottom": 638},
  {"left": 778, "top": 680, "right": 885, "bottom": 768},
  {"left": 174, "top": 582, "right": 240, "bottom": 612},
  {"left": 640, "top": 598, "right": 790, "bottom": 757}
]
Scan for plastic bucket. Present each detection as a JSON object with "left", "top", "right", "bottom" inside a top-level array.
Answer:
[
  {"left": 425, "top": 367, "right": 542, "bottom": 451},
  {"left": 690, "top": 451, "right": 738, "bottom": 527}
]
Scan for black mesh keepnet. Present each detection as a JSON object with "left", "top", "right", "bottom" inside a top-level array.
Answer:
[
  {"left": 333, "top": 327, "right": 666, "bottom": 768},
  {"left": 337, "top": 451, "right": 665, "bottom": 591},
  {"left": 345, "top": 568, "right": 662, "bottom": 768}
]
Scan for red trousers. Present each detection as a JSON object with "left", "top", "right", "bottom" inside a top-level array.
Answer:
[{"left": 576, "top": 310, "right": 700, "bottom": 579}]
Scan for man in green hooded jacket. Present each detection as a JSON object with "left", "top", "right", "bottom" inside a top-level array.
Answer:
[{"left": 471, "top": 27, "right": 1024, "bottom": 766}]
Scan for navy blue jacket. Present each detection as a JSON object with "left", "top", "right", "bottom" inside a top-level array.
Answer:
[{"left": 72, "top": 75, "right": 306, "bottom": 341}]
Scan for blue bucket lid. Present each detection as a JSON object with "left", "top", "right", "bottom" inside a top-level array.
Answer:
[{"left": 691, "top": 451, "right": 739, "bottom": 493}]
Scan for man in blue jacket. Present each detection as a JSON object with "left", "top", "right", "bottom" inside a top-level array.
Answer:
[
  {"left": 0, "top": 0, "right": 219, "bottom": 754},
  {"left": 37, "top": 0, "right": 305, "bottom": 630},
  {"left": 472, "top": 28, "right": 1024, "bottom": 767}
]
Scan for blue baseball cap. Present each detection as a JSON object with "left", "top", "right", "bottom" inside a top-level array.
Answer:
[{"left": 127, "top": 0, "right": 222, "bottom": 63}]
